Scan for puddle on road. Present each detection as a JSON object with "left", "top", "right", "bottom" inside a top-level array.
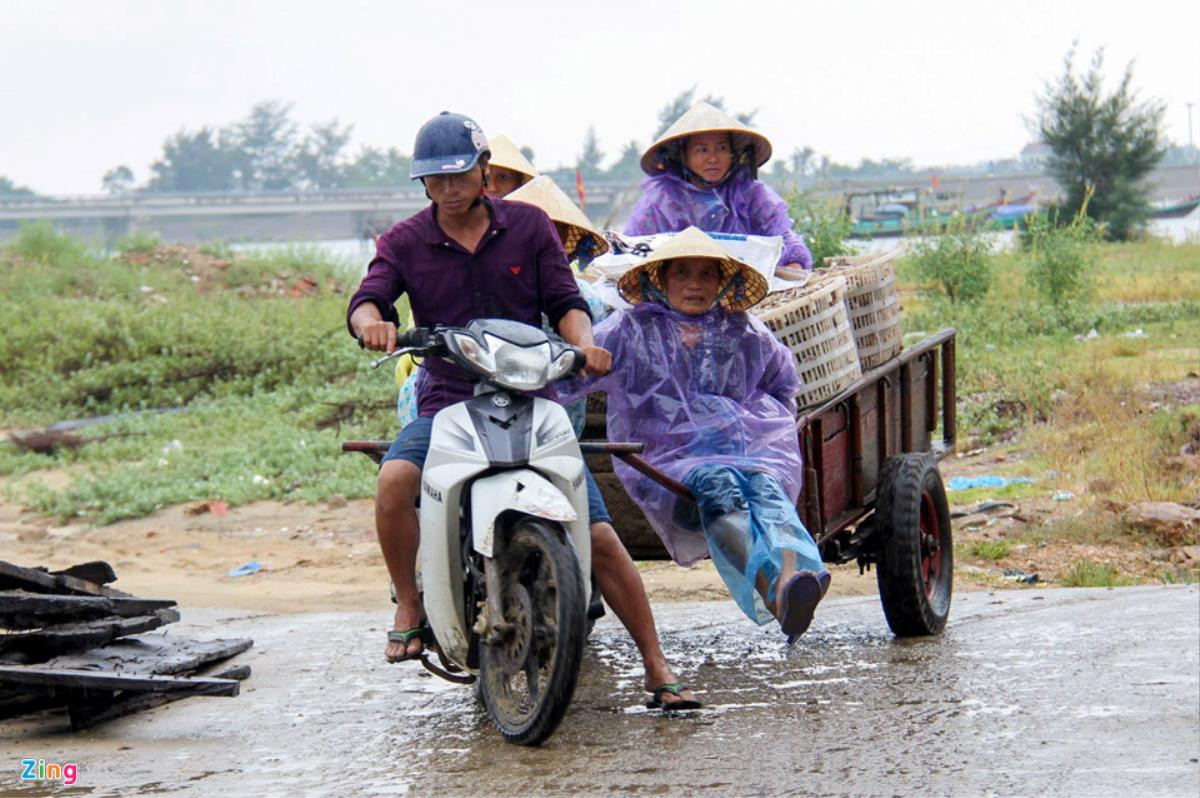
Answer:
[{"left": 3, "top": 589, "right": 1197, "bottom": 796}]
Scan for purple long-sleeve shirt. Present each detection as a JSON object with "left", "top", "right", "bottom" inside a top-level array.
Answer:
[
  {"left": 624, "top": 169, "right": 813, "bottom": 269},
  {"left": 347, "top": 198, "right": 589, "bottom": 417}
]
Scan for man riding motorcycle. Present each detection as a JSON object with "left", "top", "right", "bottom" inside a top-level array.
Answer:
[{"left": 347, "top": 111, "right": 700, "bottom": 711}]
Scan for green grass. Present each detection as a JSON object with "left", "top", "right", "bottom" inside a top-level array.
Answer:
[
  {"left": 946, "top": 479, "right": 1045, "bottom": 507},
  {"left": 1158, "top": 565, "right": 1197, "bottom": 585},
  {"left": 3, "top": 221, "right": 93, "bottom": 266},
  {"left": 898, "top": 241, "right": 1200, "bottom": 449},
  {"left": 0, "top": 233, "right": 397, "bottom": 523},
  {"left": 1, "top": 229, "right": 1196, "bottom": 527},
  {"left": 114, "top": 229, "right": 163, "bottom": 255},
  {"left": 966, "top": 539, "right": 1012, "bottom": 560},
  {"left": 8, "top": 390, "right": 389, "bottom": 524},
  {"left": 1061, "top": 559, "right": 1133, "bottom": 588}
]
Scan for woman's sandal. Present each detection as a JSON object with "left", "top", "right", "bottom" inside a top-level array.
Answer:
[
  {"left": 645, "top": 682, "right": 703, "bottom": 711},
  {"left": 782, "top": 571, "right": 832, "bottom": 645},
  {"left": 779, "top": 570, "right": 831, "bottom": 639}
]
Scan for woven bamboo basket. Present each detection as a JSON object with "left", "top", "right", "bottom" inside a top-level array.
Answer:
[
  {"left": 818, "top": 248, "right": 904, "bottom": 370},
  {"left": 752, "top": 276, "right": 862, "bottom": 409}
]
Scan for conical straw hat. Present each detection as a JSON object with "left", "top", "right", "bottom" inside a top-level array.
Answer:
[
  {"left": 617, "top": 226, "right": 768, "bottom": 312},
  {"left": 507, "top": 175, "right": 609, "bottom": 259},
  {"left": 640, "top": 101, "right": 773, "bottom": 176},
  {"left": 487, "top": 134, "right": 538, "bottom": 180}
]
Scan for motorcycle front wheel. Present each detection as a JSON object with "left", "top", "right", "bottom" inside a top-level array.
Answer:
[{"left": 479, "top": 517, "right": 586, "bottom": 746}]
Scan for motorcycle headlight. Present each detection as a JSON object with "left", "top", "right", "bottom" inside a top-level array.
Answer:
[
  {"left": 545, "top": 349, "right": 577, "bottom": 382},
  {"left": 452, "top": 332, "right": 496, "bottom": 373},
  {"left": 485, "top": 334, "right": 554, "bottom": 391}
]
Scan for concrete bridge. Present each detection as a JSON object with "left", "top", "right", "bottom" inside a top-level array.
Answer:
[
  {"left": 1, "top": 166, "right": 1194, "bottom": 246},
  {"left": 0, "top": 181, "right": 640, "bottom": 245}
]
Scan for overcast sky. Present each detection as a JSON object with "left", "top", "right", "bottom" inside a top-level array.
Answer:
[{"left": 4, "top": 0, "right": 1198, "bottom": 195}]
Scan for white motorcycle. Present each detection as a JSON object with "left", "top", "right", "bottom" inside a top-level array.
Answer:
[{"left": 348, "top": 318, "right": 600, "bottom": 746}]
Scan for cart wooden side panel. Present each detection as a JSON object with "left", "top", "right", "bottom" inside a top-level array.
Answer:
[{"left": 800, "top": 328, "right": 956, "bottom": 562}]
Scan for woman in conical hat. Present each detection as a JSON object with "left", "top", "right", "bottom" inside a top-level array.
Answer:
[
  {"left": 507, "top": 175, "right": 610, "bottom": 269},
  {"left": 485, "top": 134, "right": 538, "bottom": 198},
  {"left": 561, "top": 227, "right": 830, "bottom": 639},
  {"left": 506, "top": 175, "right": 611, "bottom": 437},
  {"left": 624, "top": 101, "right": 813, "bottom": 271}
]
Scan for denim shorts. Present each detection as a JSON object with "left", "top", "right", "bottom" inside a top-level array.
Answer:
[{"left": 381, "top": 417, "right": 611, "bottom": 525}]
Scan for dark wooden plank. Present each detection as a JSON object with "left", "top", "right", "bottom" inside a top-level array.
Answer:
[
  {"left": 51, "top": 561, "right": 117, "bottom": 585},
  {"left": 67, "top": 663, "right": 248, "bottom": 730},
  {"left": 911, "top": 355, "right": 930, "bottom": 452},
  {"left": 0, "top": 560, "right": 129, "bottom": 598},
  {"left": 40, "top": 636, "right": 253, "bottom": 676},
  {"left": 0, "top": 687, "right": 63, "bottom": 721},
  {"left": 0, "top": 591, "right": 177, "bottom": 629},
  {"left": 0, "top": 609, "right": 181, "bottom": 659},
  {"left": 0, "top": 665, "right": 240, "bottom": 695},
  {"left": 0, "top": 640, "right": 252, "bottom": 723},
  {"left": 818, "top": 403, "right": 851, "bottom": 526},
  {"left": 942, "top": 336, "right": 957, "bottom": 451}
]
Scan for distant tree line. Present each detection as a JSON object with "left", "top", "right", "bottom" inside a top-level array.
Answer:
[
  {"left": 8, "top": 57, "right": 1177, "bottom": 236},
  {"left": 0, "top": 176, "right": 37, "bottom": 198},
  {"left": 105, "top": 100, "right": 414, "bottom": 194}
]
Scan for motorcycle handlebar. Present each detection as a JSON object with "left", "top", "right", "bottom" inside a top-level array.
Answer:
[
  {"left": 357, "top": 326, "right": 435, "bottom": 353},
  {"left": 568, "top": 345, "right": 587, "bottom": 375}
]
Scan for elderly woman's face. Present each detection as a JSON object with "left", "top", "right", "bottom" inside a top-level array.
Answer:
[
  {"left": 662, "top": 257, "right": 723, "bottom": 316},
  {"left": 486, "top": 165, "right": 529, "bottom": 198},
  {"left": 683, "top": 132, "right": 734, "bottom": 185}
]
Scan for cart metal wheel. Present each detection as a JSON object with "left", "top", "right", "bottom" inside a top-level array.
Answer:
[{"left": 874, "top": 454, "right": 953, "bottom": 636}]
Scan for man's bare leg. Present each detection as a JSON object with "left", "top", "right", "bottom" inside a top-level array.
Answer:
[
  {"left": 589, "top": 521, "right": 698, "bottom": 707},
  {"left": 376, "top": 460, "right": 424, "bottom": 661}
]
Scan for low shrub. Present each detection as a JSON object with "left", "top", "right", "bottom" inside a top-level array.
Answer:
[
  {"left": 787, "top": 191, "right": 858, "bottom": 266},
  {"left": 1025, "top": 206, "right": 1098, "bottom": 322},
  {"left": 1061, "top": 559, "right": 1130, "bottom": 587},
  {"left": 906, "top": 214, "right": 992, "bottom": 304},
  {"left": 4, "top": 221, "right": 92, "bottom": 266}
]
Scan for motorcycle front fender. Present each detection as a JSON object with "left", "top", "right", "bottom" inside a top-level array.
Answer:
[{"left": 470, "top": 469, "right": 578, "bottom": 558}]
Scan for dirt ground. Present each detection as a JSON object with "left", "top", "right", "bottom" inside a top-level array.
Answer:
[
  {"left": 0, "top": 478, "right": 884, "bottom": 615},
  {"left": 0, "top": 446, "right": 1193, "bottom": 613}
]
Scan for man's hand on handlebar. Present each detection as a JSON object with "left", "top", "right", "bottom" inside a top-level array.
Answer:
[
  {"left": 580, "top": 345, "right": 612, "bottom": 377},
  {"left": 357, "top": 320, "right": 398, "bottom": 353}
]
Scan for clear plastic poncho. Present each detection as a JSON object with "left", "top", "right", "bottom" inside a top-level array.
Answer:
[
  {"left": 557, "top": 301, "right": 804, "bottom": 566},
  {"left": 624, "top": 168, "right": 814, "bottom": 269}
]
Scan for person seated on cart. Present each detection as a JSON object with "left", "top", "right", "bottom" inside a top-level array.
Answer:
[
  {"left": 506, "top": 174, "right": 610, "bottom": 432},
  {"left": 349, "top": 111, "right": 701, "bottom": 710},
  {"left": 624, "top": 102, "right": 813, "bottom": 275},
  {"left": 484, "top": 133, "right": 538, "bottom": 198},
  {"left": 559, "top": 226, "right": 831, "bottom": 639}
]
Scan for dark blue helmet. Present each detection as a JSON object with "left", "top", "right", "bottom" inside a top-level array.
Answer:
[{"left": 410, "top": 111, "right": 490, "bottom": 180}]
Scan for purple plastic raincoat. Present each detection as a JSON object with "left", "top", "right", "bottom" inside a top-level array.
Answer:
[
  {"left": 624, "top": 169, "right": 813, "bottom": 269},
  {"left": 558, "top": 301, "right": 804, "bottom": 566}
]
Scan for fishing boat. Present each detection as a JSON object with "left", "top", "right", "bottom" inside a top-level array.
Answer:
[{"left": 1150, "top": 196, "right": 1200, "bottom": 219}]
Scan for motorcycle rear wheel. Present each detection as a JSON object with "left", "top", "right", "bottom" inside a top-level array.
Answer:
[{"left": 479, "top": 517, "right": 585, "bottom": 746}]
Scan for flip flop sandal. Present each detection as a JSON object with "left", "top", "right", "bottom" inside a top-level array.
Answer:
[
  {"left": 645, "top": 682, "right": 702, "bottom": 711},
  {"left": 386, "top": 626, "right": 430, "bottom": 663}
]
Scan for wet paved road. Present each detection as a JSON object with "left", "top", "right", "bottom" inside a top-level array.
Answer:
[{"left": 3, "top": 586, "right": 1198, "bottom": 797}]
